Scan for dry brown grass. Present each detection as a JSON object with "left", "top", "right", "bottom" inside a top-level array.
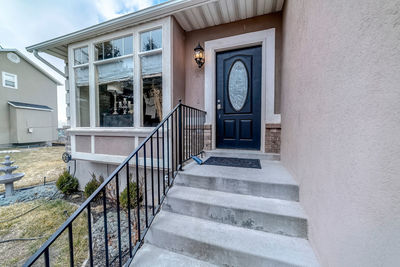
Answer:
[
  {"left": 0, "top": 200, "right": 88, "bottom": 266},
  {"left": 0, "top": 146, "right": 66, "bottom": 192}
]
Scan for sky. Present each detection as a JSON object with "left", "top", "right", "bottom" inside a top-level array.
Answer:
[{"left": 0, "top": 0, "right": 167, "bottom": 127}]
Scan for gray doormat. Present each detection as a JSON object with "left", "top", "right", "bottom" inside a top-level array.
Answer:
[{"left": 203, "top": 156, "right": 261, "bottom": 169}]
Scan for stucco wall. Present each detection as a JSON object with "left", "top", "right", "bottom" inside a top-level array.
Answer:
[
  {"left": 280, "top": 1, "right": 400, "bottom": 266},
  {"left": 0, "top": 52, "right": 58, "bottom": 145},
  {"left": 183, "top": 13, "right": 282, "bottom": 113}
]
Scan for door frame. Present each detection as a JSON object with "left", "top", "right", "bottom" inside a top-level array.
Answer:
[{"left": 204, "top": 29, "right": 280, "bottom": 152}]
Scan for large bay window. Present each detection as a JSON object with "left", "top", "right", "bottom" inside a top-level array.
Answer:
[
  {"left": 71, "top": 22, "right": 168, "bottom": 130},
  {"left": 74, "top": 47, "right": 90, "bottom": 127},
  {"left": 140, "top": 29, "right": 162, "bottom": 127},
  {"left": 94, "top": 36, "right": 134, "bottom": 127}
]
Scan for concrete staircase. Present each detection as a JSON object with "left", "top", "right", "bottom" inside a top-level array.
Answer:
[{"left": 131, "top": 151, "right": 319, "bottom": 266}]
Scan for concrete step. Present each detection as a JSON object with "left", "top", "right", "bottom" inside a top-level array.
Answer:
[
  {"left": 131, "top": 244, "right": 218, "bottom": 267},
  {"left": 177, "top": 159, "right": 299, "bottom": 201},
  {"left": 146, "top": 211, "right": 319, "bottom": 267},
  {"left": 163, "top": 185, "right": 307, "bottom": 238}
]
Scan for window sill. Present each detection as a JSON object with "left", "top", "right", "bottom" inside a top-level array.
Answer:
[{"left": 68, "top": 127, "right": 155, "bottom": 136}]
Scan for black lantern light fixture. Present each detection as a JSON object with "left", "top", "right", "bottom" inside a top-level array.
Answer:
[{"left": 194, "top": 43, "right": 204, "bottom": 68}]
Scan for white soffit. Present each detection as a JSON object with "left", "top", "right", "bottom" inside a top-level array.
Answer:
[
  {"left": 174, "top": 0, "right": 284, "bottom": 31},
  {"left": 26, "top": 0, "right": 283, "bottom": 59}
]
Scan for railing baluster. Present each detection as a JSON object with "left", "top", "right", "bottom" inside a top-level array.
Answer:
[
  {"left": 171, "top": 113, "right": 174, "bottom": 178},
  {"left": 167, "top": 118, "right": 170, "bottom": 187},
  {"left": 156, "top": 129, "right": 160, "bottom": 205},
  {"left": 143, "top": 145, "right": 148, "bottom": 228},
  {"left": 162, "top": 124, "right": 165, "bottom": 195},
  {"left": 87, "top": 203, "right": 94, "bottom": 267},
  {"left": 150, "top": 136, "right": 155, "bottom": 216},
  {"left": 178, "top": 103, "right": 183, "bottom": 170},
  {"left": 44, "top": 247, "right": 50, "bottom": 267},
  {"left": 103, "top": 188, "right": 109, "bottom": 266},
  {"left": 135, "top": 154, "right": 141, "bottom": 242},
  {"left": 126, "top": 164, "right": 132, "bottom": 258},
  {"left": 68, "top": 224, "right": 74, "bottom": 267},
  {"left": 116, "top": 173, "right": 122, "bottom": 267}
]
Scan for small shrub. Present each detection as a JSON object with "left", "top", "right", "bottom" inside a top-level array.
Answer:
[
  {"left": 120, "top": 182, "right": 142, "bottom": 209},
  {"left": 56, "top": 170, "right": 79, "bottom": 194},
  {"left": 84, "top": 173, "right": 104, "bottom": 199}
]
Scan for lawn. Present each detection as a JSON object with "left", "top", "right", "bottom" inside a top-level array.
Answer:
[
  {"left": 0, "top": 199, "right": 88, "bottom": 266},
  {"left": 0, "top": 146, "right": 66, "bottom": 192}
]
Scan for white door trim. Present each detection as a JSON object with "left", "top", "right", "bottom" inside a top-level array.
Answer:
[{"left": 204, "top": 29, "right": 280, "bottom": 152}]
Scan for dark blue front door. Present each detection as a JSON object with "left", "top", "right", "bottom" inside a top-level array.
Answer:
[{"left": 216, "top": 46, "right": 261, "bottom": 150}]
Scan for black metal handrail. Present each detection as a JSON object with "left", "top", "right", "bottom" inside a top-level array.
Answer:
[{"left": 23, "top": 102, "right": 206, "bottom": 267}]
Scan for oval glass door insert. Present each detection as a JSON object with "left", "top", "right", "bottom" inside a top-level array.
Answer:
[{"left": 228, "top": 60, "right": 248, "bottom": 111}]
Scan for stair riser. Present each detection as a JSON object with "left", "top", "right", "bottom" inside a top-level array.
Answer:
[
  {"left": 176, "top": 174, "right": 299, "bottom": 201},
  {"left": 164, "top": 197, "right": 307, "bottom": 238},
  {"left": 146, "top": 227, "right": 292, "bottom": 267}
]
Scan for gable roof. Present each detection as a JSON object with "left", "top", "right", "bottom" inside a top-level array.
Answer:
[
  {"left": 26, "top": 0, "right": 283, "bottom": 60},
  {"left": 8, "top": 101, "right": 53, "bottom": 112},
  {"left": 0, "top": 49, "right": 62, "bottom": 85}
]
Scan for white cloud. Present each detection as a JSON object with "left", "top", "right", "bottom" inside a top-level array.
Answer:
[{"left": 95, "top": 0, "right": 154, "bottom": 20}]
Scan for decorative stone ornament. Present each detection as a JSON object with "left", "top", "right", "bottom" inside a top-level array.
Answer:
[
  {"left": 0, "top": 155, "right": 24, "bottom": 197},
  {"left": 194, "top": 43, "right": 205, "bottom": 68}
]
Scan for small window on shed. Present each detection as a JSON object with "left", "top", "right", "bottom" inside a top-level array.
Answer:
[{"left": 2, "top": 72, "right": 17, "bottom": 89}]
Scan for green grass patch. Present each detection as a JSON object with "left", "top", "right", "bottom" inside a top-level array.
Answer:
[{"left": 0, "top": 199, "right": 88, "bottom": 266}]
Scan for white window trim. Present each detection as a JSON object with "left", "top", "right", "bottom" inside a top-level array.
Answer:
[
  {"left": 204, "top": 29, "right": 280, "bottom": 152},
  {"left": 2, "top": 71, "right": 18, "bottom": 89},
  {"left": 68, "top": 17, "right": 172, "bottom": 161}
]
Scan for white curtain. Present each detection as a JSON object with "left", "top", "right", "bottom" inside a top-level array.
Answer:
[
  {"left": 97, "top": 57, "right": 133, "bottom": 84},
  {"left": 141, "top": 53, "right": 162, "bottom": 76},
  {"left": 75, "top": 66, "right": 89, "bottom": 87}
]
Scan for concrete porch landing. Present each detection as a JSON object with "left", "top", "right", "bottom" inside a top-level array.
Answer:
[{"left": 131, "top": 151, "right": 319, "bottom": 266}]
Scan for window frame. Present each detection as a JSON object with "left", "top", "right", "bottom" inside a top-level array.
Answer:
[
  {"left": 2, "top": 71, "right": 18, "bottom": 89},
  {"left": 68, "top": 17, "right": 171, "bottom": 131}
]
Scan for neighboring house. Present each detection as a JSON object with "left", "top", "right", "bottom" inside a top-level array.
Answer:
[
  {"left": 25, "top": 0, "right": 399, "bottom": 266},
  {"left": 0, "top": 49, "right": 61, "bottom": 147}
]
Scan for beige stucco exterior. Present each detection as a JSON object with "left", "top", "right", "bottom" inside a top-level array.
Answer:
[
  {"left": 0, "top": 51, "right": 59, "bottom": 146},
  {"left": 280, "top": 0, "right": 400, "bottom": 266}
]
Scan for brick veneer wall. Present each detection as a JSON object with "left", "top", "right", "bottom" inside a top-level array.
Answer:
[{"left": 265, "top": 123, "right": 281, "bottom": 153}]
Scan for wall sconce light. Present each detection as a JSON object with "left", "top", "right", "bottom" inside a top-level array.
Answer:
[{"left": 194, "top": 43, "right": 204, "bottom": 68}]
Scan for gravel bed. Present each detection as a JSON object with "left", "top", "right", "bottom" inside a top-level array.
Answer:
[{"left": 0, "top": 184, "right": 62, "bottom": 206}]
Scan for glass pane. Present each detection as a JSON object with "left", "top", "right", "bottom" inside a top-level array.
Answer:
[
  {"left": 74, "top": 48, "right": 81, "bottom": 65},
  {"left": 104, "top": 41, "right": 113, "bottom": 59},
  {"left": 140, "top": 31, "right": 151, "bottom": 52},
  {"left": 141, "top": 53, "right": 162, "bottom": 76},
  {"left": 75, "top": 66, "right": 90, "bottom": 127},
  {"left": 142, "top": 76, "right": 162, "bottom": 127},
  {"left": 81, "top": 47, "right": 89, "bottom": 64},
  {"left": 95, "top": 43, "right": 104, "bottom": 61},
  {"left": 112, "top": 38, "right": 123, "bottom": 58},
  {"left": 96, "top": 58, "right": 134, "bottom": 127},
  {"left": 228, "top": 60, "right": 248, "bottom": 111},
  {"left": 124, "top": 35, "right": 133, "bottom": 55},
  {"left": 151, "top": 28, "right": 162, "bottom": 50}
]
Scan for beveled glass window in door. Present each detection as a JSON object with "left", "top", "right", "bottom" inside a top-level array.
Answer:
[
  {"left": 228, "top": 60, "right": 248, "bottom": 111},
  {"left": 94, "top": 35, "right": 134, "bottom": 127}
]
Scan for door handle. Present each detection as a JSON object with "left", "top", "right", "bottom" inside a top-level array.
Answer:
[{"left": 217, "top": 99, "right": 222, "bottom": 110}]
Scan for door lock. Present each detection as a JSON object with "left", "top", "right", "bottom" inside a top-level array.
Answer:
[{"left": 217, "top": 99, "right": 222, "bottom": 110}]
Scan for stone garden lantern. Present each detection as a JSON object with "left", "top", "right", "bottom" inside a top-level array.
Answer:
[{"left": 0, "top": 155, "right": 24, "bottom": 197}]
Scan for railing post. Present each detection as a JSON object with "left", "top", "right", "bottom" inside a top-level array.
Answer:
[{"left": 178, "top": 100, "right": 183, "bottom": 170}]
